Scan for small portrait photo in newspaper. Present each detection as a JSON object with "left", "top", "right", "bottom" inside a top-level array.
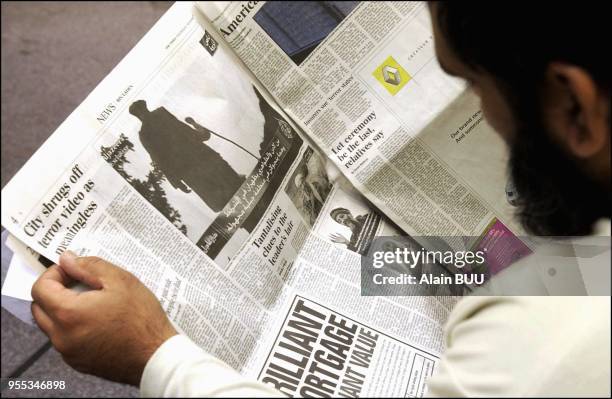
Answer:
[{"left": 99, "top": 42, "right": 303, "bottom": 267}]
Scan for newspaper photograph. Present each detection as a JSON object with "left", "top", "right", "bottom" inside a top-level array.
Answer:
[
  {"left": 98, "top": 61, "right": 303, "bottom": 266},
  {"left": 253, "top": 2, "right": 359, "bottom": 66},
  {"left": 314, "top": 184, "right": 394, "bottom": 255},
  {"left": 284, "top": 147, "right": 333, "bottom": 227}
]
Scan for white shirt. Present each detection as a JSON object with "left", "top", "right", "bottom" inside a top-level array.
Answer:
[
  {"left": 140, "top": 334, "right": 282, "bottom": 397},
  {"left": 140, "top": 220, "right": 611, "bottom": 397}
]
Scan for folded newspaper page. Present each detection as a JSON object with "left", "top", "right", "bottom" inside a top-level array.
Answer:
[
  {"left": 198, "top": 1, "right": 530, "bottom": 271},
  {"left": 1, "top": 3, "right": 459, "bottom": 396}
]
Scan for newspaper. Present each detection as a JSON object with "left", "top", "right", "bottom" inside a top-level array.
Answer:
[
  {"left": 0, "top": 2, "right": 523, "bottom": 396},
  {"left": 198, "top": 1, "right": 526, "bottom": 254}
]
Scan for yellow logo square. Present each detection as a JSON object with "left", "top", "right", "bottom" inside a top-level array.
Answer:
[{"left": 372, "top": 56, "right": 411, "bottom": 95}]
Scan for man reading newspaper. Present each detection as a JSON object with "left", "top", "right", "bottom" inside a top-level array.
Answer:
[{"left": 13, "top": 1, "right": 612, "bottom": 397}]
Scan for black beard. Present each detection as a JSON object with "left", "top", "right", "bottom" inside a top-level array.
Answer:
[{"left": 508, "top": 122, "right": 610, "bottom": 236}]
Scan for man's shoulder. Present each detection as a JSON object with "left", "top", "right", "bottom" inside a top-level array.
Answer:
[
  {"left": 427, "top": 220, "right": 611, "bottom": 396},
  {"left": 447, "top": 295, "right": 611, "bottom": 359},
  {"left": 449, "top": 295, "right": 609, "bottom": 330},
  {"left": 427, "top": 295, "right": 611, "bottom": 396}
]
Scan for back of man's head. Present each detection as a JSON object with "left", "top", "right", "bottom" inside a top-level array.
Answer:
[
  {"left": 433, "top": 3, "right": 609, "bottom": 93},
  {"left": 129, "top": 100, "right": 149, "bottom": 119},
  {"left": 432, "top": 2, "right": 610, "bottom": 236}
]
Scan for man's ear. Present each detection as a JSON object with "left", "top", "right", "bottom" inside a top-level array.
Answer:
[{"left": 543, "top": 63, "right": 610, "bottom": 159}]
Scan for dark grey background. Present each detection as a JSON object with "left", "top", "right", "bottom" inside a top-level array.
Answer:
[{"left": 1, "top": 2, "right": 172, "bottom": 397}]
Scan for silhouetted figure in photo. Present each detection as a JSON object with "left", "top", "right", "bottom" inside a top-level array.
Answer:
[{"left": 129, "top": 100, "right": 245, "bottom": 213}]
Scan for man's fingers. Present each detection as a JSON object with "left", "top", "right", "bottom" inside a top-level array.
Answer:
[
  {"left": 37, "top": 263, "right": 75, "bottom": 286},
  {"left": 58, "top": 252, "right": 113, "bottom": 289},
  {"left": 31, "top": 265, "right": 78, "bottom": 313},
  {"left": 31, "top": 302, "right": 54, "bottom": 336}
]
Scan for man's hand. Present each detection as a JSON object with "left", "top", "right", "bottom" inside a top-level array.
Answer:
[
  {"left": 31, "top": 252, "right": 177, "bottom": 386},
  {"left": 179, "top": 179, "right": 192, "bottom": 193},
  {"left": 185, "top": 116, "right": 212, "bottom": 141},
  {"left": 329, "top": 233, "right": 350, "bottom": 246}
]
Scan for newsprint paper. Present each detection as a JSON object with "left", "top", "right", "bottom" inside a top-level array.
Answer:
[{"left": 1, "top": 2, "right": 526, "bottom": 397}]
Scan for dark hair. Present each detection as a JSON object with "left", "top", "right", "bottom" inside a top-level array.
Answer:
[
  {"left": 330, "top": 207, "right": 351, "bottom": 222},
  {"left": 434, "top": 2, "right": 610, "bottom": 235},
  {"left": 434, "top": 3, "right": 609, "bottom": 95},
  {"left": 129, "top": 99, "right": 148, "bottom": 116}
]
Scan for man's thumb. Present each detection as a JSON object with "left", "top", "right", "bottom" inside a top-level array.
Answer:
[{"left": 58, "top": 251, "right": 104, "bottom": 289}]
